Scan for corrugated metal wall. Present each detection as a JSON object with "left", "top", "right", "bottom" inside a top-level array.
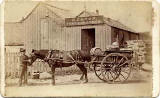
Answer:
[
  {"left": 23, "top": 3, "right": 138, "bottom": 53},
  {"left": 130, "top": 33, "right": 139, "bottom": 40},
  {"left": 24, "top": 6, "right": 112, "bottom": 52},
  {"left": 111, "top": 27, "right": 139, "bottom": 43},
  {"left": 96, "top": 24, "right": 111, "bottom": 50},
  {"left": 4, "top": 22, "right": 24, "bottom": 45},
  {"left": 64, "top": 24, "right": 111, "bottom": 51},
  {"left": 23, "top": 4, "right": 64, "bottom": 53}
]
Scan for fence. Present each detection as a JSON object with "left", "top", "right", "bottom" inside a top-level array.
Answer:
[
  {"left": 5, "top": 52, "right": 51, "bottom": 78},
  {"left": 5, "top": 52, "right": 81, "bottom": 78},
  {"left": 5, "top": 52, "right": 20, "bottom": 78}
]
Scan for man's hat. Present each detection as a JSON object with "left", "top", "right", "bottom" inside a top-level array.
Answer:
[{"left": 20, "top": 48, "right": 26, "bottom": 52}]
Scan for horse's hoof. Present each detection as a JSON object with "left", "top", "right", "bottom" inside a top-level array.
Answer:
[
  {"left": 82, "top": 81, "right": 87, "bottom": 83},
  {"left": 82, "top": 80, "right": 88, "bottom": 83},
  {"left": 18, "top": 84, "right": 22, "bottom": 87},
  {"left": 80, "top": 77, "right": 83, "bottom": 80},
  {"left": 24, "top": 84, "right": 28, "bottom": 86}
]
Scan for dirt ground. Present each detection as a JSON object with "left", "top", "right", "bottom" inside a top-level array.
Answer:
[{"left": 4, "top": 64, "right": 152, "bottom": 97}]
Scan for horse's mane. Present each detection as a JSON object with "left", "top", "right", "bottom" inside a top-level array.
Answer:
[
  {"left": 32, "top": 49, "right": 49, "bottom": 59},
  {"left": 32, "top": 49, "right": 91, "bottom": 61}
]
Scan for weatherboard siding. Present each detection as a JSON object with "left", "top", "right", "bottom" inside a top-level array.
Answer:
[
  {"left": 111, "top": 27, "right": 139, "bottom": 43},
  {"left": 63, "top": 24, "right": 111, "bottom": 51},
  {"left": 24, "top": 4, "right": 64, "bottom": 53},
  {"left": 24, "top": 4, "right": 112, "bottom": 52},
  {"left": 23, "top": 3, "right": 139, "bottom": 53}
]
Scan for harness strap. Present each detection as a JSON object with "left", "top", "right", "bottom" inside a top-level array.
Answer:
[
  {"left": 67, "top": 52, "right": 77, "bottom": 64},
  {"left": 45, "top": 50, "right": 52, "bottom": 60},
  {"left": 50, "top": 50, "right": 63, "bottom": 69},
  {"left": 75, "top": 51, "right": 79, "bottom": 61},
  {"left": 44, "top": 50, "right": 54, "bottom": 67}
]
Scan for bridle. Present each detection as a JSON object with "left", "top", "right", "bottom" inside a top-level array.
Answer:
[{"left": 29, "top": 53, "right": 37, "bottom": 65}]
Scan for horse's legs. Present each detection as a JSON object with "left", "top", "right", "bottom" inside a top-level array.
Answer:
[
  {"left": 80, "top": 73, "right": 84, "bottom": 80},
  {"left": 83, "top": 65, "right": 88, "bottom": 83},
  {"left": 51, "top": 65, "right": 56, "bottom": 85},
  {"left": 77, "top": 64, "right": 84, "bottom": 80},
  {"left": 77, "top": 64, "right": 88, "bottom": 83}
]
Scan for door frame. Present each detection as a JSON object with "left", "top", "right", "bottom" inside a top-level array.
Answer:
[{"left": 81, "top": 28, "right": 95, "bottom": 52}]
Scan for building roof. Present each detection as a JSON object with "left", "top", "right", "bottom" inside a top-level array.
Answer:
[
  {"left": 4, "top": 22, "right": 24, "bottom": 45},
  {"left": 5, "top": 2, "right": 73, "bottom": 45},
  {"left": 76, "top": 10, "right": 99, "bottom": 17},
  {"left": 5, "top": 2, "right": 73, "bottom": 22},
  {"left": 76, "top": 10, "right": 136, "bottom": 33},
  {"left": 5, "top": 43, "right": 24, "bottom": 46},
  {"left": 103, "top": 17, "right": 136, "bottom": 33},
  {"left": 5, "top": 2, "right": 136, "bottom": 33},
  {"left": 20, "top": 2, "right": 73, "bottom": 22}
]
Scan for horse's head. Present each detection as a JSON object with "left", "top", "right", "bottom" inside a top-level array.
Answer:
[
  {"left": 30, "top": 49, "right": 49, "bottom": 63},
  {"left": 29, "top": 53, "right": 37, "bottom": 65},
  {"left": 28, "top": 49, "right": 38, "bottom": 65}
]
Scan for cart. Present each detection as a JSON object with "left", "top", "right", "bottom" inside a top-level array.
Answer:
[
  {"left": 42, "top": 48, "right": 134, "bottom": 84},
  {"left": 90, "top": 48, "right": 134, "bottom": 83}
]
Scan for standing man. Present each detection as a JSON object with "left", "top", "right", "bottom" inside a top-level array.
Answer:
[{"left": 19, "top": 48, "right": 30, "bottom": 86}]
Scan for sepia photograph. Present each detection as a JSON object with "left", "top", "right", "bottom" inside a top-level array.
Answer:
[{"left": 1, "top": 0, "right": 155, "bottom": 97}]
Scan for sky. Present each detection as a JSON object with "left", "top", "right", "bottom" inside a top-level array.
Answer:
[{"left": 4, "top": 1, "right": 152, "bottom": 33}]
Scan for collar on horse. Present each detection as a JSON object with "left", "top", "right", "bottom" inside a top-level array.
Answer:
[
  {"left": 45, "top": 50, "right": 81, "bottom": 65},
  {"left": 45, "top": 50, "right": 64, "bottom": 68}
]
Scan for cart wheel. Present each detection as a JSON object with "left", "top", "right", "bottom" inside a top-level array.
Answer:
[
  {"left": 94, "top": 64, "right": 106, "bottom": 82},
  {"left": 101, "top": 53, "right": 131, "bottom": 83},
  {"left": 92, "top": 56, "right": 106, "bottom": 81}
]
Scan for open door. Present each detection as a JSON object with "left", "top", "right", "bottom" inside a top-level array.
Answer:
[{"left": 81, "top": 28, "right": 95, "bottom": 53}]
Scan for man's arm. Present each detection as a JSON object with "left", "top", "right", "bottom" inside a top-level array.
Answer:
[{"left": 20, "top": 56, "right": 30, "bottom": 63}]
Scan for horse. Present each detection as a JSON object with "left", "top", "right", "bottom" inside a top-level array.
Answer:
[{"left": 30, "top": 49, "right": 91, "bottom": 85}]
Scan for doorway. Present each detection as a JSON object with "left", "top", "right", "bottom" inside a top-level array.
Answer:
[{"left": 81, "top": 28, "right": 95, "bottom": 53}]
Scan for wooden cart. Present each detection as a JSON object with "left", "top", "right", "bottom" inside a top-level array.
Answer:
[{"left": 91, "top": 49, "right": 134, "bottom": 83}]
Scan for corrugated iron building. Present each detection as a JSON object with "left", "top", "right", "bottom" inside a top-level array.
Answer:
[
  {"left": 22, "top": 2, "right": 72, "bottom": 52},
  {"left": 64, "top": 10, "right": 139, "bottom": 52},
  {"left": 4, "top": 22, "right": 24, "bottom": 45},
  {"left": 4, "top": 22, "right": 24, "bottom": 53},
  {"left": 22, "top": 2, "right": 139, "bottom": 53}
]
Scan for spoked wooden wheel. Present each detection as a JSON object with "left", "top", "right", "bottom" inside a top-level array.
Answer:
[
  {"left": 100, "top": 53, "right": 132, "bottom": 83},
  {"left": 92, "top": 56, "right": 106, "bottom": 81},
  {"left": 94, "top": 64, "right": 106, "bottom": 82}
]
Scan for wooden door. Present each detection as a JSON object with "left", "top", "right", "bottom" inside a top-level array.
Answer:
[
  {"left": 40, "top": 18, "right": 49, "bottom": 49},
  {"left": 81, "top": 29, "right": 95, "bottom": 53}
]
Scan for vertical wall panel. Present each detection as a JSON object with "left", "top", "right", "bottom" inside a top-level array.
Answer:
[
  {"left": 63, "top": 27, "right": 67, "bottom": 50},
  {"left": 95, "top": 26, "right": 99, "bottom": 47},
  {"left": 24, "top": 4, "right": 65, "bottom": 52},
  {"left": 78, "top": 27, "right": 81, "bottom": 49},
  {"left": 73, "top": 27, "right": 75, "bottom": 50},
  {"left": 23, "top": 4, "right": 139, "bottom": 53},
  {"left": 100, "top": 25, "right": 103, "bottom": 49},
  {"left": 105, "top": 24, "right": 111, "bottom": 47},
  {"left": 64, "top": 24, "right": 112, "bottom": 51},
  {"left": 101, "top": 25, "right": 105, "bottom": 50},
  {"left": 66, "top": 27, "right": 69, "bottom": 50},
  {"left": 71, "top": 27, "right": 74, "bottom": 50}
]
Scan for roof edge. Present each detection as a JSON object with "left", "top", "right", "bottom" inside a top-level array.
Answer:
[
  {"left": 4, "top": 21, "right": 22, "bottom": 24},
  {"left": 5, "top": 43, "right": 24, "bottom": 46},
  {"left": 20, "top": 2, "right": 41, "bottom": 22}
]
